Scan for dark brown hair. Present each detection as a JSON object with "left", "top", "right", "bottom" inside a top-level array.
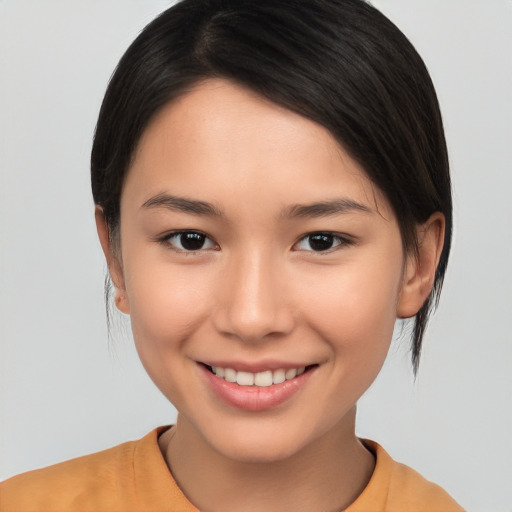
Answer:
[{"left": 91, "top": 0, "right": 452, "bottom": 373}]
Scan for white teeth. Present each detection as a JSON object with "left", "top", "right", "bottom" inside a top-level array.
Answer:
[
  {"left": 272, "top": 369, "right": 286, "bottom": 384},
  {"left": 236, "top": 371, "right": 254, "bottom": 386},
  {"left": 224, "top": 368, "right": 237, "bottom": 383},
  {"left": 254, "top": 370, "right": 273, "bottom": 387},
  {"left": 285, "top": 368, "right": 297, "bottom": 380},
  {"left": 211, "top": 365, "right": 308, "bottom": 386}
]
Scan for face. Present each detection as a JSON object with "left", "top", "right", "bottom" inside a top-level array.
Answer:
[{"left": 111, "top": 79, "right": 412, "bottom": 462}]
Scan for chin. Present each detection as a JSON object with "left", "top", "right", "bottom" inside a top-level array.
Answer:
[
  {"left": 199, "top": 416, "right": 320, "bottom": 464},
  {"left": 217, "top": 435, "right": 305, "bottom": 464}
]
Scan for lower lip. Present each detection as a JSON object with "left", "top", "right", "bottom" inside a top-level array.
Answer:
[{"left": 200, "top": 365, "right": 315, "bottom": 412}]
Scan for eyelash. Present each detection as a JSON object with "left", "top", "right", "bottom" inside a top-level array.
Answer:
[
  {"left": 159, "top": 230, "right": 218, "bottom": 254},
  {"left": 159, "top": 230, "right": 355, "bottom": 255},
  {"left": 295, "top": 232, "right": 355, "bottom": 253}
]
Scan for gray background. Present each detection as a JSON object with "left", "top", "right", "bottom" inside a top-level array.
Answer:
[{"left": 1, "top": 1, "right": 511, "bottom": 510}]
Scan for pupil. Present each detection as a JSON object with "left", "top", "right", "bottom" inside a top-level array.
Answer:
[
  {"left": 181, "top": 232, "right": 205, "bottom": 250},
  {"left": 309, "top": 234, "right": 333, "bottom": 251}
]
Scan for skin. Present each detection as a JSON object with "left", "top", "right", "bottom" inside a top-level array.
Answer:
[{"left": 96, "top": 79, "right": 444, "bottom": 512}]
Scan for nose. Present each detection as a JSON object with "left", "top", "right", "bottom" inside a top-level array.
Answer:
[{"left": 212, "top": 251, "right": 295, "bottom": 343}]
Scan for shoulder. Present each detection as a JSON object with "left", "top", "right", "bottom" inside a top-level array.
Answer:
[
  {"left": 386, "top": 456, "right": 464, "bottom": 511},
  {"left": 348, "top": 440, "right": 465, "bottom": 512},
  {"left": 0, "top": 430, "right": 157, "bottom": 512}
]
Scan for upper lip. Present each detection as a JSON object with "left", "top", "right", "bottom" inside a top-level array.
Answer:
[{"left": 200, "top": 360, "right": 316, "bottom": 373}]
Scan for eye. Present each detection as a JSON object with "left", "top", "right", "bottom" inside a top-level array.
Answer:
[
  {"left": 295, "top": 232, "right": 351, "bottom": 252},
  {"left": 163, "top": 231, "right": 217, "bottom": 252}
]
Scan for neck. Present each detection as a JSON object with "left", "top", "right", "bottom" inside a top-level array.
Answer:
[{"left": 159, "top": 408, "right": 375, "bottom": 512}]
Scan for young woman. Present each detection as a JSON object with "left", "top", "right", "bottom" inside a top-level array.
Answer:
[{"left": 1, "top": 1, "right": 465, "bottom": 510}]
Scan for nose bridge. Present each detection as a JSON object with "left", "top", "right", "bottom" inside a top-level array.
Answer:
[{"left": 214, "top": 246, "right": 294, "bottom": 342}]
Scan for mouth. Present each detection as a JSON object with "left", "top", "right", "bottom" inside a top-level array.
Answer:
[
  {"left": 203, "top": 364, "right": 316, "bottom": 387},
  {"left": 199, "top": 361, "right": 319, "bottom": 411},
  {"left": 199, "top": 362, "right": 318, "bottom": 411}
]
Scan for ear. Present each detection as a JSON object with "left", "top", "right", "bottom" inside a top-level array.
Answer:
[
  {"left": 397, "top": 212, "right": 445, "bottom": 319},
  {"left": 95, "top": 206, "right": 130, "bottom": 315}
]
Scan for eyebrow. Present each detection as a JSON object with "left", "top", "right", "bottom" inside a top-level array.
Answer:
[
  {"left": 281, "top": 198, "right": 372, "bottom": 218},
  {"left": 141, "top": 193, "right": 372, "bottom": 219},
  {"left": 142, "top": 193, "right": 224, "bottom": 217}
]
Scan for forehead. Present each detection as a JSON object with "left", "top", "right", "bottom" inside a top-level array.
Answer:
[{"left": 124, "top": 78, "right": 393, "bottom": 219}]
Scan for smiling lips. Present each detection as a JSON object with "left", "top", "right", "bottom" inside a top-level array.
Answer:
[{"left": 201, "top": 363, "right": 316, "bottom": 411}]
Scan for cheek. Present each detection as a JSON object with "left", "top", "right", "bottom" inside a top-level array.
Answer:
[
  {"left": 299, "top": 256, "right": 402, "bottom": 355},
  {"left": 303, "top": 263, "right": 401, "bottom": 413},
  {"left": 123, "top": 255, "right": 212, "bottom": 351}
]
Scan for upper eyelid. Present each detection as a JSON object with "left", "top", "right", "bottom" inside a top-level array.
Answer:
[
  {"left": 294, "top": 231, "right": 354, "bottom": 244},
  {"left": 160, "top": 229, "right": 212, "bottom": 239},
  {"left": 162, "top": 229, "right": 208, "bottom": 238}
]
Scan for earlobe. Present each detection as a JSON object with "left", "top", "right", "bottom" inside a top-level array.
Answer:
[
  {"left": 396, "top": 212, "right": 445, "bottom": 319},
  {"left": 94, "top": 206, "right": 130, "bottom": 315}
]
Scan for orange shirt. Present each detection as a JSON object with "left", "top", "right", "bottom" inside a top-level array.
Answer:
[{"left": 0, "top": 427, "right": 464, "bottom": 512}]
